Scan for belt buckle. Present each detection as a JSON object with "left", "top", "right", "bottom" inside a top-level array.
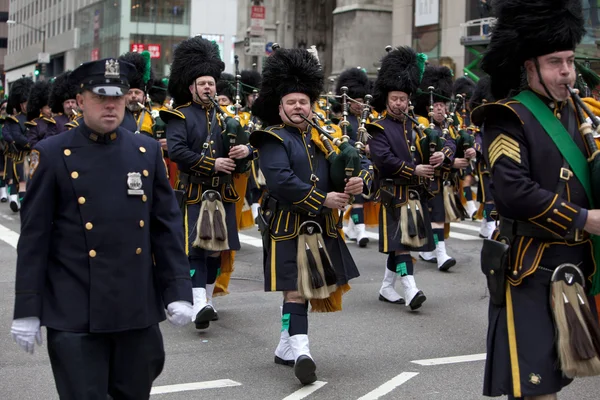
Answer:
[
  {"left": 211, "top": 177, "right": 219, "bottom": 187},
  {"left": 574, "top": 228, "right": 584, "bottom": 242},
  {"left": 559, "top": 167, "right": 572, "bottom": 181}
]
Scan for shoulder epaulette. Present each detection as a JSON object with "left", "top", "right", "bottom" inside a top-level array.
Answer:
[
  {"left": 6, "top": 115, "right": 19, "bottom": 124},
  {"left": 249, "top": 126, "right": 285, "bottom": 147},
  {"left": 471, "top": 100, "right": 524, "bottom": 126},
  {"left": 159, "top": 108, "right": 186, "bottom": 123},
  {"left": 25, "top": 120, "right": 37, "bottom": 127}
]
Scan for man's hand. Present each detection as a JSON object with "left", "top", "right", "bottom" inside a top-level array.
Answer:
[
  {"left": 429, "top": 151, "right": 445, "bottom": 167},
  {"left": 159, "top": 138, "right": 168, "bottom": 151},
  {"left": 415, "top": 164, "right": 435, "bottom": 179},
  {"left": 214, "top": 157, "right": 236, "bottom": 174},
  {"left": 229, "top": 145, "right": 250, "bottom": 160},
  {"left": 324, "top": 192, "right": 351, "bottom": 210},
  {"left": 11, "top": 317, "right": 42, "bottom": 354},
  {"left": 584, "top": 210, "right": 600, "bottom": 235},
  {"left": 465, "top": 147, "right": 476, "bottom": 159},
  {"left": 365, "top": 144, "right": 371, "bottom": 157},
  {"left": 453, "top": 158, "right": 469, "bottom": 169},
  {"left": 344, "top": 176, "right": 363, "bottom": 195},
  {"left": 166, "top": 301, "right": 194, "bottom": 327}
]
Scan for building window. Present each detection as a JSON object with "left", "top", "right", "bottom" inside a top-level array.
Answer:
[{"left": 131, "top": 0, "right": 189, "bottom": 24}]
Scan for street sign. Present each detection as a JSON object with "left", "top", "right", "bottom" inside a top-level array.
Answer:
[
  {"left": 250, "top": 5, "right": 266, "bottom": 36},
  {"left": 245, "top": 37, "right": 265, "bottom": 56},
  {"left": 37, "top": 52, "right": 50, "bottom": 64}
]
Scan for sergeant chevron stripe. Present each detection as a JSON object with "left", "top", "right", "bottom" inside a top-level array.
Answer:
[{"left": 488, "top": 134, "right": 521, "bottom": 167}]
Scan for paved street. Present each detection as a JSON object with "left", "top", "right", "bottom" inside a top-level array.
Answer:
[{"left": 1, "top": 203, "right": 599, "bottom": 399}]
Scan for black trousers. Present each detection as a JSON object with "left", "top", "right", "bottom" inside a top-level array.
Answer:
[{"left": 47, "top": 324, "right": 165, "bottom": 400}]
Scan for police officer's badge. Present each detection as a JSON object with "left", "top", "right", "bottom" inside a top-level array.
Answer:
[
  {"left": 29, "top": 150, "right": 40, "bottom": 179},
  {"left": 127, "top": 172, "right": 144, "bottom": 195}
]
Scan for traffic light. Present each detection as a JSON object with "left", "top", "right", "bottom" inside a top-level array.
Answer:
[{"left": 34, "top": 64, "right": 41, "bottom": 77}]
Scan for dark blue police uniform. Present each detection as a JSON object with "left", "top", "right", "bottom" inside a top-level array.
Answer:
[
  {"left": 13, "top": 58, "right": 193, "bottom": 400},
  {"left": 26, "top": 116, "right": 58, "bottom": 148}
]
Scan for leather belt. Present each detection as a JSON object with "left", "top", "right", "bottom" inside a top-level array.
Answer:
[
  {"left": 499, "top": 217, "right": 587, "bottom": 243},
  {"left": 179, "top": 172, "right": 232, "bottom": 187}
]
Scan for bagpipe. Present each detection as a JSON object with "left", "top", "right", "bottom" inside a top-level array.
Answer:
[
  {"left": 416, "top": 86, "right": 446, "bottom": 166},
  {"left": 452, "top": 94, "right": 475, "bottom": 159},
  {"left": 206, "top": 94, "right": 250, "bottom": 173}
]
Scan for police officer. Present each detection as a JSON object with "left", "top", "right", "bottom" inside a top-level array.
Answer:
[
  {"left": 10, "top": 58, "right": 194, "bottom": 399},
  {"left": 472, "top": 0, "right": 600, "bottom": 398},
  {"left": 161, "top": 36, "right": 251, "bottom": 330},
  {"left": 25, "top": 80, "right": 57, "bottom": 148},
  {"left": 49, "top": 70, "right": 79, "bottom": 134},
  {"left": 3, "top": 77, "right": 34, "bottom": 212},
  {"left": 250, "top": 47, "right": 365, "bottom": 385}
]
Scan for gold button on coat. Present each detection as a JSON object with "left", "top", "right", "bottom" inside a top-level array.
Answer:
[
  {"left": 136, "top": 248, "right": 142, "bottom": 255},
  {"left": 64, "top": 149, "right": 71, "bottom": 156},
  {"left": 139, "top": 146, "right": 146, "bottom": 153},
  {"left": 143, "top": 170, "right": 149, "bottom": 177},
  {"left": 78, "top": 197, "right": 86, "bottom": 205},
  {"left": 89, "top": 250, "right": 97, "bottom": 258},
  {"left": 71, "top": 171, "right": 79, "bottom": 179},
  {"left": 142, "top": 195, "right": 147, "bottom": 202},
  {"left": 139, "top": 220, "right": 145, "bottom": 228},
  {"left": 85, "top": 222, "right": 93, "bottom": 230}
]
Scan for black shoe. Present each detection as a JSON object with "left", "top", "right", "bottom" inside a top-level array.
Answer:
[
  {"left": 419, "top": 254, "right": 437, "bottom": 263},
  {"left": 212, "top": 310, "right": 219, "bottom": 321},
  {"left": 378, "top": 294, "right": 405, "bottom": 305},
  {"left": 194, "top": 306, "right": 216, "bottom": 330},
  {"left": 409, "top": 291, "right": 427, "bottom": 311},
  {"left": 358, "top": 237, "right": 369, "bottom": 248},
  {"left": 438, "top": 258, "right": 456, "bottom": 272},
  {"left": 274, "top": 356, "right": 295, "bottom": 367},
  {"left": 9, "top": 200, "right": 19, "bottom": 212},
  {"left": 0, "top": 197, "right": 7, "bottom": 203},
  {"left": 294, "top": 355, "right": 317, "bottom": 385}
]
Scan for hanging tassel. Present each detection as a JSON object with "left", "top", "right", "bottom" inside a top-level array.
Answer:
[
  {"left": 399, "top": 204, "right": 409, "bottom": 245},
  {"left": 305, "top": 242, "right": 324, "bottom": 289},
  {"left": 563, "top": 291, "right": 596, "bottom": 361},
  {"left": 213, "top": 205, "right": 227, "bottom": 242},
  {"left": 317, "top": 238, "right": 337, "bottom": 288},
  {"left": 415, "top": 202, "right": 427, "bottom": 239},
  {"left": 576, "top": 288, "right": 600, "bottom": 356},
  {"left": 297, "top": 234, "right": 313, "bottom": 298},
  {"left": 199, "top": 209, "right": 213, "bottom": 240},
  {"left": 406, "top": 202, "right": 417, "bottom": 238}
]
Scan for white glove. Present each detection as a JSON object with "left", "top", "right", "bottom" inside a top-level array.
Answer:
[
  {"left": 11, "top": 317, "right": 42, "bottom": 354},
  {"left": 166, "top": 301, "right": 194, "bottom": 327}
]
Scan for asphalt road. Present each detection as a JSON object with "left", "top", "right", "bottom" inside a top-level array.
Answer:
[{"left": 0, "top": 203, "right": 599, "bottom": 399}]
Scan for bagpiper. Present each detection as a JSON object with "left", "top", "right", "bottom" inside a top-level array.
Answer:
[{"left": 472, "top": 0, "right": 600, "bottom": 397}]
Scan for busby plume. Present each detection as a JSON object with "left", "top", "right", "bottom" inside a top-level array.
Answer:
[
  {"left": 216, "top": 72, "right": 236, "bottom": 103},
  {"left": 141, "top": 50, "right": 152, "bottom": 85},
  {"left": 453, "top": 76, "right": 476, "bottom": 100},
  {"left": 49, "top": 71, "right": 78, "bottom": 114},
  {"left": 7, "top": 77, "right": 34, "bottom": 116},
  {"left": 240, "top": 70, "right": 262, "bottom": 96},
  {"left": 118, "top": 51, "right": 155, "bottom": 92},
  {"left": 412, "top": 65, "right": 453, "bottom": 117},
  {"left": 335, "top": 68, "right": 371, "bottom": 99},
  {"left": 372, "top": 46, "right": 421, "bottom": 113},
  {"left": 26, "top": 80, "right": 51, "bottom": 121},
  {"left": 482, "top": 0, "right": 585, "bottom": 99},
  {"left": 469, "top": 75, "right": 494, "bottom": 110},
  {"left": 252, "top": 47, "right": 324, "bottom": 126},
  {"left": 168, "top": 36, "right": 225, "bottom": 106},
  {"left": 148, "top": 78, "right": 168, "bottom": 106}
]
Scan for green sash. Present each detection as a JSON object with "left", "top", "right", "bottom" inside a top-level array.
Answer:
[{"left": 514, "top": 90, "right": 600, "bottom": 295}]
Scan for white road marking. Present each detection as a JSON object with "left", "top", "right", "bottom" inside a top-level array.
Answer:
[
  {"left": 411, "top": 353, "right": 487, "bottom": 366},
  {"left": 0, "top": 223, "right": 19, "bottom": 249},
  {"left": 356, "top": 372, "right": 419, "bottom": 400},
  {"left": 238, "top": 233, "right": 263, "bottom": 248},
  {"left": 448, "top": 231, "right": 481, "bottom": 241},
  {"left": 451, "top": 222, "right": 481, "bottom": 233},
  {"left": 0, "top": 214, "right": 15, "bottom": 221},
  {"left": 150, "top": 379, "right": 242, "bottom": 395},
  {"left": 282, "top": 381, "right": 327, "bottom": 400}
]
